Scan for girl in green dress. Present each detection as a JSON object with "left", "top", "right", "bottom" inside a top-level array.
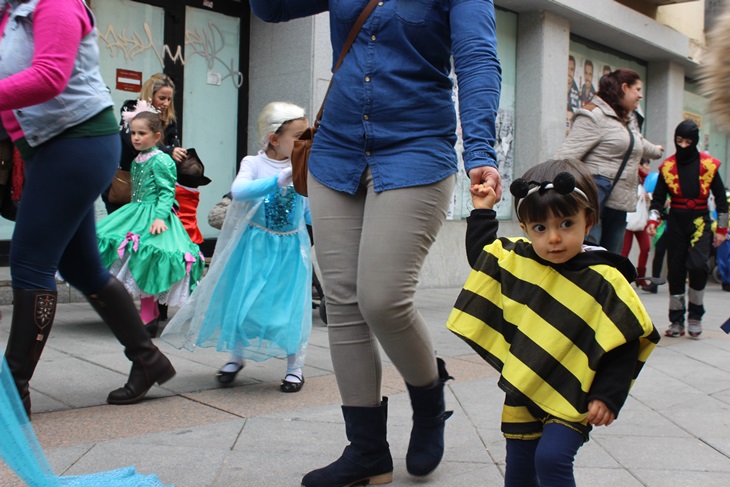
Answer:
[{"left": 97, "top": 107, "right": 204, "bottom": 337}]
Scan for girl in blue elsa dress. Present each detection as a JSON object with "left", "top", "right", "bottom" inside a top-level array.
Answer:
[{"left": 162, "top": 102, "right": 312, "bottom": 392}]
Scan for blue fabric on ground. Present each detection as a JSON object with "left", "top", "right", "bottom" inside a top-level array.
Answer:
[{"left": 0, "top": 357, "right": 170, "bottom": 487}]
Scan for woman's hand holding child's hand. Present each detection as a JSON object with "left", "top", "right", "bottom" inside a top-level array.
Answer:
[
  {"left": 150, "top": 218, "right": 168, "bottom": 235},
  {"left": 470, "top": 183, "right": 498, "bottom": 210},
  {"left": 587, "top": 399, "right": 615, "bottom": 426}
]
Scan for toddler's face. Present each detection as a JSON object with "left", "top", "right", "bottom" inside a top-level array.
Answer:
[{"left": 520, "top": 210, "right": 590, "bottom": 264}]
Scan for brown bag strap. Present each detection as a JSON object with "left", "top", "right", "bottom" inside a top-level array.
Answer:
[{"left": 314, "top": 0, "right": 380, "bottom": 127}]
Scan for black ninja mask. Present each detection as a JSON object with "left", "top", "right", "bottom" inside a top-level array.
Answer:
[{"left": 674, "top": 119, "right": 700, "bottom": 164}]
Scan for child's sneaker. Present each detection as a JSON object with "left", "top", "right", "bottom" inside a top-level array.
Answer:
[
  {"left": 665, "top": 322, "right": 685, "bottom": 337},
  {"left": 687, "top": 319, "right": 702, "bottom": 338}
]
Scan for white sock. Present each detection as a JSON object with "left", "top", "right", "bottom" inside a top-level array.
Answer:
[{"left": 285, "top": 367, "right": 303, "bottom": 383}]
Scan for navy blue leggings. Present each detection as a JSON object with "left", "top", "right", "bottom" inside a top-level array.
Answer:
[
  {"left": 504, "top": 423, "right": 585, "bottom": 487},
  {"left": 10, "top": 135, "right": 120, "bottom": 294}
]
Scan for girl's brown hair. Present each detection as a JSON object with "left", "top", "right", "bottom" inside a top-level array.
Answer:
[
  {"left": 596, "top": 68, "right": 641, "bottom": 121},
  {"left": 132, "top": 111, "right": 164, "bottom": 135},
  {"left": 514, "top": 158, "right": 599, "bottom": 228}
]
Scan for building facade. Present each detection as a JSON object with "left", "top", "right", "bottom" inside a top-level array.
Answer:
[{"left": 1, "top": 0, "right": 722, "bottom": 288}]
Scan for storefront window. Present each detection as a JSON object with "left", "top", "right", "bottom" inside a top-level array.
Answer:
[
  {"left": 449, "top": 7, "right": 517, "bottom": 221},
  {"left": 566, "top": 39, "right": 648, "bottom": 134}
]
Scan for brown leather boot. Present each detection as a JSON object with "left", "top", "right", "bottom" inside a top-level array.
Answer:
[
  {"left": 4, "top": 289, "right": 58, "bottom": 418},
  {"left": 86, "top": 278, "right": 175, "bottom": 404}
]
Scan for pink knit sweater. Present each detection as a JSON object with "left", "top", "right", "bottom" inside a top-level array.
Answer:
[{"left": 0, "top": 0, "right": 93, "bottom": 140}]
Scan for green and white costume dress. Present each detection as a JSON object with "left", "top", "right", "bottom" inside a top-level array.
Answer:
[{"left": 97, "top": 148, "right": 204, "bottom": 305}]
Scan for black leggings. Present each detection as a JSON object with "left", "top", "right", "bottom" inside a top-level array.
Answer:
[{"left": 10, "top": 135, "right": 120, "bottom": 293}]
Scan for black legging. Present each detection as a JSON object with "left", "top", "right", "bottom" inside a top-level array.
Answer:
[
  {"left": 651, "top": 228, "right": 667, "bottom": 278},
  {"left": 10, "top": 134, "right": 119, "bottom": 293}
]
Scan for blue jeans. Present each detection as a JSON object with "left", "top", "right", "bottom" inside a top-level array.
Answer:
[
  {"left": 588, "top": 206, "right": 627, "bottom": 253},
  {"left": 11, "top": 135, "right": 120, "bottom": 293},
  {"left": 505, "top": 423, "right": 584, "bottom": 487}
]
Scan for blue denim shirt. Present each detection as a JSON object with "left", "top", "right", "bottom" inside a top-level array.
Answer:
[
  {"left": 250, "top": 0, "right": 502, "bottom": 194},
  {"left": 0, "top": 0, "right": 114, "bottom": 147}
]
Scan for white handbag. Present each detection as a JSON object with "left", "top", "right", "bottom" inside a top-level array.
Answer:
[{"left": 626, "top": 185, "right": 649, "bottom": 232}]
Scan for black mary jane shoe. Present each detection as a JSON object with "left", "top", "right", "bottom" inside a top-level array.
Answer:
[
  {"left": 216, "top": 362, "right": 244, "bottom": 387},
  {"left": 280, "top": 374, "right": 305, "bottom": 393}
]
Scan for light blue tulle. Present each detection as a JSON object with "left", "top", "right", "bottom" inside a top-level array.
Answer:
[
  {"left": 0, "top": 356, "right": 171, "bottom": 487},
  {"left": 162, "top": 192, "right": 312, "bottom": 370}
]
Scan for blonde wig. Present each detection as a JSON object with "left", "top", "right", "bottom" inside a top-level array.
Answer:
[{"left": 256, "top": 101, "right": 306, "bottom": 150}]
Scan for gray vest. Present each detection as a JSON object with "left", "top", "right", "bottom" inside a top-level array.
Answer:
[{"left": 0, "top": 0, "right": 114, "bottom": 146}]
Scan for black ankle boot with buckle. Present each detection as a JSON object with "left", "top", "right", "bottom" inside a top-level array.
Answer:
[{"left": 405, "top": 357, "right": 454, "bottom": 477}]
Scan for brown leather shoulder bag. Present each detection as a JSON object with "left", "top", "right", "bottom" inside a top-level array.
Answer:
[{"left": 291, "top": 0, "right": 379, "bottom": 196}]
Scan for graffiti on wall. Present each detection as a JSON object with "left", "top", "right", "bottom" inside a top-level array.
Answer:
[{"left": 99, "top": 21, "right": 243, "bottom": 88}]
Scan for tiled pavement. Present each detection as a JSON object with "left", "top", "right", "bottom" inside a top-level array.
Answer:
[{"left": 1, "top": 283, "right": 730, "bottom": 486}]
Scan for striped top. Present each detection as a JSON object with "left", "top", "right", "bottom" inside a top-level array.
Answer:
[{"left": 447, "top": 209, "right": 660, "bottom": 423}]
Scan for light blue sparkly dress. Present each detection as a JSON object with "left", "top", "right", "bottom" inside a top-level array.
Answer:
[
  {"left": 162, "top": 153, "right": 312, "bottom": 368},
  {"left": 97, "top": 148, "right": 204, "bottom": 306}
]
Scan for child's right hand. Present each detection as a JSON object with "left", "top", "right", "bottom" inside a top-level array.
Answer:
[
  {"left": 277, "top": 167, "right": 293, "bottom": 187},
  {"left": 150, "top": 218, "right": 168, "bottom": 235},
  {"left": 471, "top": 183, "right": 498, "bottom": 210}
]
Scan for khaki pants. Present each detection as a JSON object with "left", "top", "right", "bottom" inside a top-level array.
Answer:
[{"left": 308, "top": 168, "right": 455, "bottom": 407}]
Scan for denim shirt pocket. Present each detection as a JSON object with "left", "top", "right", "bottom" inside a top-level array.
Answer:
[{"left": 395, "top": 0, "right": 438, "bottom": 25}]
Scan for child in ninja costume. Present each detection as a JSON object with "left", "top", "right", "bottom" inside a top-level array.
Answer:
[{"left": 646, "top": 120, "right": 729, "bottom": 338}]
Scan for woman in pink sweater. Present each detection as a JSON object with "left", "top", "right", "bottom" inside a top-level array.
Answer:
[{"left": 0, "top": 0, "right": 175, "bottom": 418}]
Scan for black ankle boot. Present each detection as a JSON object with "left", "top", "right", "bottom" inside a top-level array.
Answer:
[
  {"left": 405, "top": 357, "right": 454, "bottom": 477},
  {"left": 301, "top": 397, "right": 393, "bottom": 487},
  {"left": 144, "top": 318, "right": 159, "bottom": 338},
  {"left": 4, "top": 289, "right": 58, "bottom": 418},
  {"left": 86, "top": 278, "right": 176, "bottom": 405}
]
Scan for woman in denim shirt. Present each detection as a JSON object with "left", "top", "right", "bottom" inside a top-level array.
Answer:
[{"left": 250, "top": 1, "right": 502, "bottom": 485}]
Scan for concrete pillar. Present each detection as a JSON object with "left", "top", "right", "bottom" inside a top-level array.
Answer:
[
  {"left": 247, "top": 14, "right": 331, "bottom": 152},
  {"left": 645, "top": 61, "right": 685, "bottom": 167},
  {"left": 514, "top": 11, "right": 571, "bottom": 181}
]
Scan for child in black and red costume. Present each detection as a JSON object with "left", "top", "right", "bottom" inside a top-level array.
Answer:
[{"left": 647, "top": 120, "right": 729, "bottom": 338}]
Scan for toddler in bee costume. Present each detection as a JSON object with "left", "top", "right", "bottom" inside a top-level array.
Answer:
[{"left": 447, "top": 158, "right": 659, "bottom": 486}]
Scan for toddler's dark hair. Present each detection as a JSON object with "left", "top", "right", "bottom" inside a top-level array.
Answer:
[
  {"left": 514, "top": 158, "right": 599, "bottom": 227},
  {"left": 132, "top": 111, "right": 164, "bottom": 134}
]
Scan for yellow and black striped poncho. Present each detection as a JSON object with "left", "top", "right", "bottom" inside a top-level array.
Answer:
[{"left": 447, "top": 236, "right": 660, "bottom": 423}]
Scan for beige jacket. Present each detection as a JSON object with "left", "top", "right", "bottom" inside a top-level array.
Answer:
[{"left": 555, "top": 96, "right": 663, "bottom": 212}]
